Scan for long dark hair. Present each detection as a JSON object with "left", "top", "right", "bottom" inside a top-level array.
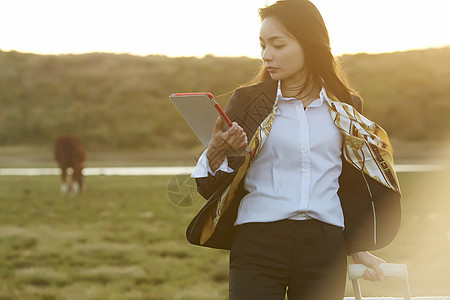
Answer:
[{"left": 247, "top": 0, "right": 358, "bottom": 105}]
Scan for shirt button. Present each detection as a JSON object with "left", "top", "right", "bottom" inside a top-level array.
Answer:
[
  {"left": 301, "top": 124, "right": 307, "bottom": 129},
  {"left": 302, "top": 147, "right": 308, "bottom": 153},
  {"left": 303, "top": 173, "right": 309, "bottom": 178}
]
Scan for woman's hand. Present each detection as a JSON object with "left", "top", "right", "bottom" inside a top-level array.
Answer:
[
  {"left": 207, "top": 117, "right": 248, "bottom": 172},
  {"left": 351, "top": 251, "right": 386, "bottom": 281}
]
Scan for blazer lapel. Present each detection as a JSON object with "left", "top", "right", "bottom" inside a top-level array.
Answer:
[{"left": 232, "top": 79, "right": 278, "bottom": 139}]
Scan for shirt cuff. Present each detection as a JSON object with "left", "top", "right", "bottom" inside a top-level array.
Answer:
[{"left": 191, "top": 149, "right": 234, "bottom": 178}]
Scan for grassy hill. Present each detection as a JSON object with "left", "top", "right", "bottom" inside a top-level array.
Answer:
[{"left": 0, "top": 48, "right": 449, "bottom": 152}]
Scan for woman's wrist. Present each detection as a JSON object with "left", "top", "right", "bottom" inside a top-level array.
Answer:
[
  {"left": 207, "top": 144, "right": 226, "bottom": 172},
  {"left": 350, "top": 251, "right": 386, "bottom": 281},
  {"left": 351, "top": 251, "right": 366, "bottom": 262}
]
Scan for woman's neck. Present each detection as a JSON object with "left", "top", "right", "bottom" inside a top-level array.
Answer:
[{"left": 281, "top": 78, "right": 322, "bottom": 104}]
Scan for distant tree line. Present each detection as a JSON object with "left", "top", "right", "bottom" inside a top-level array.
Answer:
[{"left": 0, "top": 48, "right": 449, "bottom": 151}]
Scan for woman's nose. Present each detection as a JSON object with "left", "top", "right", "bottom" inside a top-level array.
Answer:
[{"left": 262, "top": 48, "right": 272, "bottom": 62}]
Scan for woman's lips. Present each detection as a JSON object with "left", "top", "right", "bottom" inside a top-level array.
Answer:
[{"left": 266, "top": 67, "right": 278, "bottom": 73}]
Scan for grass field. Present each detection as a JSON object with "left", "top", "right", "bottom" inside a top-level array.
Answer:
[{"left": 0, "top": 171, "right": 449, "bottom": 299}]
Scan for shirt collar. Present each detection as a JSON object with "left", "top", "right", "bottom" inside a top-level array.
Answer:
[{"left": 276, "top": 80, "right": 325, "bottom": 107}]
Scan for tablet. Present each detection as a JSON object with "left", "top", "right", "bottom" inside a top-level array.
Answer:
[{"left": 169, "top": 92, "right": 248, "bottom": 156}]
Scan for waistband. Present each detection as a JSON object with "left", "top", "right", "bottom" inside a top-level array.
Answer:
[{"left": 237, "top": 218, "right": 342, "bottom": 235}]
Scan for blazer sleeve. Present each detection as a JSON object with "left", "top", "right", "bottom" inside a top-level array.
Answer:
[{"left": 195, "top": 89, "right": 245, "bottom": 200}]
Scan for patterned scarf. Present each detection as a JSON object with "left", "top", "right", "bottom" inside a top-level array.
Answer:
[{"left": 200, "top": 84, "right": 401, "bottom": 244}]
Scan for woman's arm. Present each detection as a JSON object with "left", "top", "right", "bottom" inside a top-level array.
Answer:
[
  {"left": 192, "top": 89, "right": 248, "bottom": 199},
  {"left": 351, "top": 251, "right": 386, "bottom": 281},
  {"left": 191, "top": 149, "right": 234, "bottom": 178}
]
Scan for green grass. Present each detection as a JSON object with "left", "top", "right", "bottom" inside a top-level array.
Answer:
[{"left": 0, "top": 172, "right": 449, "bottom": 299}]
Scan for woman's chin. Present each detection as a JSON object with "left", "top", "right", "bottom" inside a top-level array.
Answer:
[{"left": 269, "top": 73, "right": 283, "bottom": 81}]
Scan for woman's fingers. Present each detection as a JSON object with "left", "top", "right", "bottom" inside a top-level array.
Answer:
[
  {"left": 362, "top": 269, "right": 380, "bottom": 281},
  {"left": 367, "top": 255, "right": 386, "bottom": 281},
  {"left": 221, "top": 124, "right": 247, "bottom": 152},
  {"left": 212, "top": 116, "right": 223, "bottom": 134},
  {"left": 351, "top": 251, "right": 386, "bottom": 282},
  {"left": 372, "top": 261, "right": 385, "bottom": 281},
  {"left": 210, "top": 118, "right": 243, "bottom": 153}
]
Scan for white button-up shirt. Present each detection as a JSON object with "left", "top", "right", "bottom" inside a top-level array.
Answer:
[{"left": 192, "top": 82, "right": 345, "bottom": 228}]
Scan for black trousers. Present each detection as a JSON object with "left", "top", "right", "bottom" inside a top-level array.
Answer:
[{"left": 229, "top": 219, "right": 347, "bottom": 300}]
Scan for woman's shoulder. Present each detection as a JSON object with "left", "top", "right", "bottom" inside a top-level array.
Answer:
[
  {"left": 225, "top": 79, "right": 277, "bottom": 120},
  {"left": 234, "top": 78, "right": 278, "bottom": 96},
  {"left": 350, "top": 93, "right": 363, "bottom": 113},
  {"left": 228, "top": 79, "right": 277, "bottom": 111}
]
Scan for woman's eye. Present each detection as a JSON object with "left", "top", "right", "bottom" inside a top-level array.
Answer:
[{"left": 273, "top": 45, "right": 284, "bottom": 49}]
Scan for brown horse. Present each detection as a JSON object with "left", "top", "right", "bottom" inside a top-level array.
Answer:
[{"left": 54, "top": 134, "right": 86, "bottom": 195}]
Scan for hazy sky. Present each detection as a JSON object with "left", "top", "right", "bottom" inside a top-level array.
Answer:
[{"left": 1, "top": 0, "right": 449, "bottom": 58}]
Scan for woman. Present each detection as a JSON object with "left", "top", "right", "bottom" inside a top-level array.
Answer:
[{"left": 189, "top": 0, "right": 401, "bottom": 299}]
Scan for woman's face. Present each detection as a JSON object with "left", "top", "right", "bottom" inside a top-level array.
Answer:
[{"left": 259, "top": 16, "right": 305, "bottom": 84}]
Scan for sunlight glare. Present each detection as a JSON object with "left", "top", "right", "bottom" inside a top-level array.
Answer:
[{"left": 0, "top": 0, "right": 448, "bottom": 57}]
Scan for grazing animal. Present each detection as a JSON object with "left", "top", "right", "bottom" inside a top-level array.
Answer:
[{"left": 54, "top": 134, "right": 86, "bottom": 195}]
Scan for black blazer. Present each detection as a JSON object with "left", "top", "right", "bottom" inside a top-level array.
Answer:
[{"left": 188, "top": 79, "right": 401, "bottom": 254}]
